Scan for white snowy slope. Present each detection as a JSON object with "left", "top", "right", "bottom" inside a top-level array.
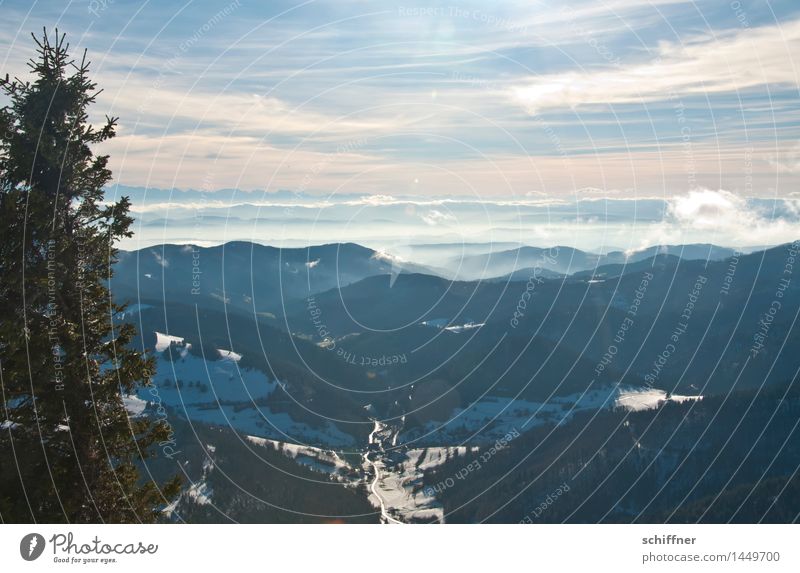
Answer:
[
  {"left": 165, "top": 445, "right": 217, "bottom": 516},
  {"left": 154, "top": 331, "right": 186, "bottom": 352},
  {"left": 245, "top": 435, "right": 355, "bottom": 480},
  {"left": 421, "top": 318, "right": 484, "bottom": 332},
  {"left": 127, "top": 332, "right": 355, "bottom": 447},
  {"left": 122, "top": 395, "right": 147, "bottom": 416},
  {"left": 216, "top": 348, "right": 242, "bottom": 363},
  {"left": 400, "top": 385, "right": 702, "bottom": 445},
  {"left": 614, "top": 387, "right": 702, "bottom": 411}
]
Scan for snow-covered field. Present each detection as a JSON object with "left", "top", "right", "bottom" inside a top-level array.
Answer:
[
  {"left": 400, "top": 385, "right": 702, "bottom": 445},
  {"left": 614, "top": 387, "right": 702, "bottom": 411},
  {"left": 132, "top": 331, "right": 703, "bottom": 523},
  {"left": 421, "top": 318, "right": 484, "bottom": 333},
  {"left": 128, "top": 331, "right": 354, "bottom": 446},
  {"left": 245, "top": 435, "right": 353, "bottom": 479},
  {"left": 365, "top": 444, "right": 485, "bottom": 524}
]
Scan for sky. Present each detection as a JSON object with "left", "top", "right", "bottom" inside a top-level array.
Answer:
[{"left": 1, "top": 1, "right": 800, "bottom": 250}]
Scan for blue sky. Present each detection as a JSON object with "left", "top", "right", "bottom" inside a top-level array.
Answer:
[{"left": 1, "top": 0, "right": 800, "bottom": 201}]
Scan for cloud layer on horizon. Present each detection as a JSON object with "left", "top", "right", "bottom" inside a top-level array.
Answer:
[
  {"left": 118, "top": 188, "right": 800, "bottom": 252},
  {"left": 1, "top": 0, "right": 799, "bottom": 198}
]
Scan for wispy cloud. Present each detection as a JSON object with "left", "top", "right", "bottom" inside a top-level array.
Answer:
[
  {"left": 512, "top": 18, "right": 800, "bottom": 112},
  {"left": 768, "top": 143, "right": 800, "bottom": 173},
  {"left": 1, "top": 0, "right": 799, "bottom": 198}
]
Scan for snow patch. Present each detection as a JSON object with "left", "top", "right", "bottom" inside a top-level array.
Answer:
[
  {"left": 246, "top": 436, "right": 351, "bottom": 477},
  {"left": 444, "top": 321, "right": 484, "bottom": 333},
  {"left": 123, "top": 395, "right": 147, "bottom": 416},
  {"left": 186, "top": 479, "right": 213, "bottom": 506},
  {"left": 154, "top": 331, "right": 185, "bottom": 352},
  {"left": 421, "top": 318, "right": 484, "bottom": 332},
  {"left": 615, "top": 387, "right": 702, "bottom": 411},
  {"left": 420, "top": 318, "right": 449, "bottom": 328},
  {"left": 217, "top": 348, "right": 242, "bottom": 362},
  {"left": 140, "top": 349, "right": 353, "bottom": 447}
]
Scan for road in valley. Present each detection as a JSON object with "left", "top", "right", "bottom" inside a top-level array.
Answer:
[
  {"left": 364, "top": 420, "right": 404, "bottom": 524},
  {"left": 362, "top": 419, "right": 445, "bottom": 524}
]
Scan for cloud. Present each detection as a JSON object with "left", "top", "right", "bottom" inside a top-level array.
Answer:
[
  {"left": 420, "top": 209, "right": 456, "bottom": 225},
  {"left": 575, "top": 186, "right": 624, "bottom": 196},
  {"left": 151, "top": 250, "right": 169, "bottom": 267},
  {"left": 767, "top": 143, "right": 800, "bottom": 174},
  {"left": 512, "top": 19, "right": 800, "bottom": 112},
  {"left": 4, "top": 1, "right": 799, "bottom": 199},
  {"left": 358, "top": 194, "right": 398, "bottom": 206},
  {"left": 119, "top": 188, "right": 800, "bottom": 253},
  {"left": 668, "top": 188, "right": 747, "bottom": 229},
  {"left": 126, "top": 193, "right": 565, "bottom": 213},
  {"left": 655, "top": 188, "right": 800, "bottom": 246},
  {"left": 95, "top": 72, "right": 409, "bottom": 141}
]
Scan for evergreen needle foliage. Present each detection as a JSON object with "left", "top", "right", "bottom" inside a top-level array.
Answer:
[{"left": 0, "top": 29, "right": 180, "bottom": 523}]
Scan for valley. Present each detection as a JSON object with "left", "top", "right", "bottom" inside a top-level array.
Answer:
[{"left": 112, "top": 239, "right": 800, "bottom": 523}]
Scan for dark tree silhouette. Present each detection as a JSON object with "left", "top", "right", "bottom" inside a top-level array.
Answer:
[{"left": 0, "top": 29, "right": 179, "bottom": 523}]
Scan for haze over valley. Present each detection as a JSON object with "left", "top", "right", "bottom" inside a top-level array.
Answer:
[{"left": 115, "top": 233, "right": 800, "bottom": 522}]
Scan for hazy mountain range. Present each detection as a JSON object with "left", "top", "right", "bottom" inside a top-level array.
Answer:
[{"left": 111, "top": 239, "right": 800, "bottom": 523}]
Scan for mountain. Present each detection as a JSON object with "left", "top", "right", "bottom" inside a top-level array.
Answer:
[
  {"left": 422, "top": 383, "right": 800, "bottom": 523},
  {"left": 142, "top": 418, "right": 377, "bottom": 523},
  {"left": 451, "top": 245, "right": 601, "bottom": 279},
  {"left": 117, "top": 300, "right": 379, "bottom": 445},
  {"left": 394, "top": 242, "right": 524, "bottom": 269},
  {"left": 570, "top": 253, "right": 683, "bottom": 280},
  {"left": 452, "top": 243, "right": 737, "bottom": 280},
  {"left": 620, "top": 243, "right": 736, "bottom": 262},
  {"left": 114, "top": 243, "right": 798, "bottom": 424},
  {"left": 107, "top": 240, "right": 800, "bottom": 523},
  {"left": 512, "top": 244, "right": 800, "bottom": 397},
  {"left": 282, "top": 272, "right": 492, "bottom": 334},
  {"left": 487, "top": 267, "right": 566, "bottom": 282},
  {"left": 112, "top": 241, "right": 437, "bottom": 315},
  {"left": 280, "top": 243, "right": 800, "bottom": 408}
]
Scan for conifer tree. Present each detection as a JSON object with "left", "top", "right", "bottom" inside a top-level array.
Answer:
[{"left": 0, "top": 29, "right": 179, "bottom": 522}]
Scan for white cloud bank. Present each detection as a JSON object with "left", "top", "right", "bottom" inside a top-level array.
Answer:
[
  {"left": 513, "top": 18, "right": 800, "bottom": 112},
  {"left": 636, "top": 188, "right": 800, "bottom": 247}
]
